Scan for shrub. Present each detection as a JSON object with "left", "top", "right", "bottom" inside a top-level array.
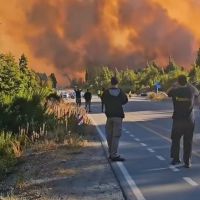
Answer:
[
  {"left": 148, "top": 92, "right": 168, "bottom": 101},
  {"left": 0, "top": 132, "right": 18, "bottom": 178}
]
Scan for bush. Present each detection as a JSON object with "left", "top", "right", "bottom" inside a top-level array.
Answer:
[
  {"left": 148, "top": 92, "right": 168, "bottom": 101},
  {"left": 0, "top": 132, "right": 18, "bottom": 178}
]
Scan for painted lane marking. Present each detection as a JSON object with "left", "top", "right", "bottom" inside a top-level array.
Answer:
[
  {"left": 135, "top": 138, "right": 141, "bottom": 142},
  {"left": 118, "top": 162, "right": 146, "bottom": 200},
  {"left": 125, "top": 130, "right": 130, "bottom": 134},
  {"left": 147, "top": 148, "right": 155, "bottom": 153},
  {"left": 183, "top": 177, "right": 198, "bottom": 186},
  {"left": 90, "top": 116, "right": 146, "bottom": 200},
  {"left": 130, "top": 134, "right": 135, "bottom": 137},
  {"left": 169, "top": 165, "right": 180, "bottom": 172},
  {"left": 136, "top": 122, "right": 200, "bottom": 158},
  {"left": 156, "top": 155, "right": 165, "bottom": 161},
  {"left": 136, "top": 122, "right": 170, "bottom": 142},
  {"left": 140, "top": 143, "right": 147, "bottom": 147},
  {"left": 145, "top": 167, "right": 170, "bottom": 172}
]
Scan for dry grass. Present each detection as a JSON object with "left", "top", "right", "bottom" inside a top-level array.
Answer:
[
  {"left": 0, "top": 197, "right": 18, "bottom": 200},
  {"left": 148, "top": 92, "right": 168, "bottom": 101},
  {"left": 30, "top": 140, "right": 58, "bottom": 153}
]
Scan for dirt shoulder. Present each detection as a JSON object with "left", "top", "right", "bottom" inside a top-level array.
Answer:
[{"left": 0, "top": 129, "right": 124, "bottom": 200}]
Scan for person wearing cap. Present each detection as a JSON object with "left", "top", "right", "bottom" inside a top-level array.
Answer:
[
  {"left": 167, "top": 75, "right": 200, "bottom": 168},
  {"left": 102, "top": 76, "right": 128, "bottom": 162}
]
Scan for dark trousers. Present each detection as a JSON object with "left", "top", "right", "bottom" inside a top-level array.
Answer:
[
  {"left": 85, "top": 100, "right": 91, "bottom": 112},
  {"left": 171, "top": 119, "right": 194, "bottom": 164},
  {"left": 100, "top": 98, "right": 104, "bottom": 112},
  {"left": 76, "top": 98, "right": 81, "bottom": 106}
]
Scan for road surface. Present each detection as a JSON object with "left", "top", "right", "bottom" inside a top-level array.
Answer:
[{"left": 89, "top": 96, "right": 200, "bottom": 200}]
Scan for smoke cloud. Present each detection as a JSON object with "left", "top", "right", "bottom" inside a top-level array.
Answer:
[{"left": 0, "top": 0, "right": 199, "bottom": 85}]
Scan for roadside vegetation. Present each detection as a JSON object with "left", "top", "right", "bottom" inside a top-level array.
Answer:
[
  {"left": 0, "top": 53, "right": 90, "bottom": 181},
  {"left": 83, "top": 48, "right": 200, "bottom": 96},
  {"left": 1, "top": 48, "right": 200, "bottom": 197}
]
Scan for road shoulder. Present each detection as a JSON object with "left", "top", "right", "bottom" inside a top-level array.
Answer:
[{"left": 0, "top": 128, "right": 124, "bottom": 200}]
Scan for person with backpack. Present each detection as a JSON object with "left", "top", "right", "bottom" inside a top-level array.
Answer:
[
  {"left": 102, "top": 77, "right": 128, "bottom": 162},
  {"left": 167, "top": 75, "right": 200, "bottom": 168},
  {"left": 84, "top": 89, "right": 92, "bottom": 112}
]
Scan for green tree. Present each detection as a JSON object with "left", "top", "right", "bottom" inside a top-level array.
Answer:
[
  {"left": 19, "top": 54, "right": 28, "bottom": 72},
  {"left": 97, "top": 66, "right": 113, "bottom": 89},
  {"left": 165, "top": 56, "right": 180, "bottom": 73},
  {"left": 36, "top": 73, "right": 48, "bottom": 87},
  {"left": 119, "top": 69, "right": 137, "bottom": 92},
  {"left": 189, "top": 65, "right": 200, "bottom": 85},
  {"left": 85, "top": 68, "right": 89, "bottom": 83},
  {"left": 195, "top": 48, "right": 200, "bottom": 67},
  {"left": 0, "top": 53, "right": 22, "bottom": 98},
  {"left": 138, "top": 63, "right": 160, "bottom": 91},
  {"left": 49, "top": 73, "right": 57, "bottom": 89}
]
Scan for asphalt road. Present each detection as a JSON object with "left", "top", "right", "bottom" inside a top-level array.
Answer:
[{"left": 89, "top": 96, "right": 200, "bottom": 200}]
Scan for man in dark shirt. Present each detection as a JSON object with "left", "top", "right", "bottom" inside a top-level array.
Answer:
[
  {"left": 99, "top": 87, "right": 105, "bottom": 112},
  {"left": 167, "top": 75, "right": 200, "bottom": 168},
  {"left": 102, "top": 77, "right": 128, "bottom": 162},
  {"left": 83, "top": 89, "right": 92, "bottom": 112},
  {"left": 74, "top": 88, "right": 82, "bottom": 106}
]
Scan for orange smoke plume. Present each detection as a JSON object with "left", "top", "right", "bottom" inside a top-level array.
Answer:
[{"left": 0, "top": 0, "right": 199, "bottom": 85}]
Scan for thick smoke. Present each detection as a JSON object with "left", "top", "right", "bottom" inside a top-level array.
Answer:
[
  {"left": 0, "top": 0, "right": 198, "bottom": 84},
  {"left": 118, "top": 0, "right": 195, "bottom": 65}
]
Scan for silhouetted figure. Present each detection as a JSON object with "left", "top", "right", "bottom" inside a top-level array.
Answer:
[
  {"left": 84, "top": 89, "right": 92, "bottom": 112},
  {"left": 100, "top": 87, "right": 105, "bottom": 112},
  {"left": 167, "top": 75, "right": 200, "bottom": 168},
  {"left": 74, "top": 88, "right": 82, "bottom": 107}
]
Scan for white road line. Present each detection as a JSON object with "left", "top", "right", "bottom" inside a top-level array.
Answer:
[
  {"left": 136, "top": 122, "right": 200, "bottom": 158},
  {"left": 125, "top": 131, "right": 130, "bottom": 134},
  {"left": 118, "top": 162, "right": 146, "bottom": 200},
  {"left": 130, "top": 134, "right": 135, "bottom": 137},
  {"left": 123, "top": 128, "right": 127, "bottom": 131},
  {"left": 135, "top": 138, "right": 141, "bottom": 142},
  {"left": 136, "top": 122, "right": 171, "bottom": 142},
  {"left": 169, "top": 166, "right": 180, "bottom": 172},
  {"left": 147, "top": 148, "right": 155, "bottom": 153},
  {"left": 183, "top": 177, "right": 198, "bottom": 186},
  {"left": 90, "top": 116, "right": 146, "bottom": 200},
  {"left": 156, "top": 155, "right": 165, "bottom": 161},
  {"left": 145, "top": 167, "right": 170, "bottom": 172},
  {"left": 140, "top": 143, "right": 147, "bottom": 147}
]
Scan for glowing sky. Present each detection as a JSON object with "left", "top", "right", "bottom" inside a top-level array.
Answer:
[{"left": 0, "top": 0, "right": 200, "bottom": 84}]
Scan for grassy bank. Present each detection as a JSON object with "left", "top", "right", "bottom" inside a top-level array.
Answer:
[{"left": 0, "top": 100, "right": 90, "bottom": 179}]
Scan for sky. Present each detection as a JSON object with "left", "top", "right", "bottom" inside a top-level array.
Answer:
[{"left": 0, "top": 0, "right": 200, "bottom": 85}]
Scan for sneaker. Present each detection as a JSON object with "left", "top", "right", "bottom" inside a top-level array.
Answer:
[
  {"left": 184, "top": 162, "right": 191, "bottom": 168},
  {"left": 111, "top": 156, "right": 125, "bottom": 162},
  {"left": 171, "top": 159, "right": 181, "bottom": 165}
]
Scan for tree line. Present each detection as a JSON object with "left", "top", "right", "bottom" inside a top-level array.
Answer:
[
  {"left": 84, "top": 49, "right": 200, "bottom": 93},
  {"left": 0, "top": 53, "right": 58, "bottom": 133},
  {"left": 0, "top": 52, "right": 91, "bottom": 179}
]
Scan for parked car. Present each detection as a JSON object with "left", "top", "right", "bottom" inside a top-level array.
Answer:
[
  {"left": 140, "top": 92, "right": 148, "bottom": 97},
  {"left": 61, "top": 92, "right": 69, "bottom": 99}
]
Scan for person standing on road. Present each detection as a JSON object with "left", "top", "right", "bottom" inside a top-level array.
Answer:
[
  {"left": 167, "top": 75, "right": 200, "bottom": 168},
  {"left": 84, "top": 89, "right": 92, "bottom": 112},
  {"left": 74, "top": 87, "right": 82, "bottom": 107},
  {"left": 100, "top": 87, "right": 105, "bottom": 112},
  {"left": 102, "top": 77, "right": 128, "bottom": 162}
]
